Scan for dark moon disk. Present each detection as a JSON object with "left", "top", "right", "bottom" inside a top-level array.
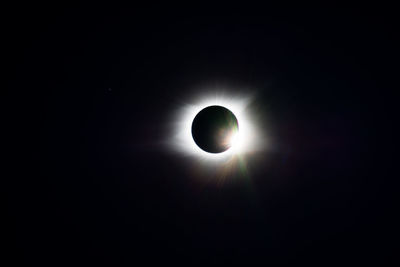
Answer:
[{"left": 191, "top": 105, "right": 239, "bottom": 153}]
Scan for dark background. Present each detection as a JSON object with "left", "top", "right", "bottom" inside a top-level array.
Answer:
[{"left": 4, "top": 4, "right": 397, "bottom": 265}]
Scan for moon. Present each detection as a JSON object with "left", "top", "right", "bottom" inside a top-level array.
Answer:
[{"left": 191, "top": 105, "right": 239, "bottom": 153}]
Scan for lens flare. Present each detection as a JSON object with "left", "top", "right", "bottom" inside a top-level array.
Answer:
[{"left": 227, "top": 130, "right": 239, "bottom": 149}]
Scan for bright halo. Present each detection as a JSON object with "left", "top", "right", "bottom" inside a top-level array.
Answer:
[{"left": 168, "top": 91, "right": 263, "bottom": 163}]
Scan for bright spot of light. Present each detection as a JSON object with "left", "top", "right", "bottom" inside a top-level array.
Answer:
[{"left": 224, "top": 130, "right": 239, "bottom": 149}]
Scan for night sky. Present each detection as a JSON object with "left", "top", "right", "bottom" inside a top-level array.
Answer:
[{"left": 4, "top": 4, "right": 397, "bottom": 265}]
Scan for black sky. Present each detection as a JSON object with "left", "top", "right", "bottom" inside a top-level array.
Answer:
[{"left": 4, "top": 4, "right": 398, "bottom": 265}]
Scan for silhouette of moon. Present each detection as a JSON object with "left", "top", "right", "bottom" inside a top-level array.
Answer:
[{"left": 191, "top": 105, "right": 239, "bottom": 153}]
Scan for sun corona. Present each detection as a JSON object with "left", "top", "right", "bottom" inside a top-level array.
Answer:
[{"left": 169, "top": 91, "right": 261, "bottom": 163}]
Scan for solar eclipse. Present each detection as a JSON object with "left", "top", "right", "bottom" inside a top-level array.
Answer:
[{"left": 168, "top": 90, "right": 266, "bottom": 165}]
